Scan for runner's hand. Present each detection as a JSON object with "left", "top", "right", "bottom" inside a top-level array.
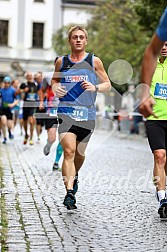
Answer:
[
  {"left": 81, "top": 81, "right": 96, "bottom": 92},
  {"left": 39, "top": 101, "right": 44, "bottom": 110},
  {"left": 139, "top": 96, "right": 158, "bottom": 118},
  {"left": 8, "top": 103, "right": 13, "bottom": 108},
  {"left": 54, "top": 86, "right": 67, "bottom": 98},
  {"left": 24, "top": 87, "right": 29, "bottom": 92}
]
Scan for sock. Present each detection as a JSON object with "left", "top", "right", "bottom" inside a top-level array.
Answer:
[
  {"left": 55, "top": 142, "right": 63, "bottom": 163},
  {"left": 157, "top": 190, "right": 166, "bottom": 202}
]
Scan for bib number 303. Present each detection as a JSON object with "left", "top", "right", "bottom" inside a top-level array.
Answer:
[{"left": 154, "top": 83, "right": 167, "bottom": 100}]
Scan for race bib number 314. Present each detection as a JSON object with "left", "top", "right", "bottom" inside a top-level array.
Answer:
[{"left": 68, "top": 106, "right": 88, "bottom": 121}]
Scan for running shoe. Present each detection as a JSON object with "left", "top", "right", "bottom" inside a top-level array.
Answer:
[
  {"left": 29, "top": 139, "right": 34, "bottom": 145},
  {"left": 43, "top": 143, "right": 51, "bottom": 156},
  {"left": 52, "top": 162, "right": 59, "bottom": 171},
  {"left": 2, "top": 137, "right": 7, "bottom": 144},
  {"left": 8, "top": 130, "right": 14, "bottom": 139},
  {"left": 73, "top": 176, "right": 79, "bottom": 195},
  {"left": 63, "top": 190, "right": 77, "bottom": 210},
  {"left": 23, "top": 134, "right": 29, "bottom": 145},
  {"left": 158, "top": 198, "right": 167, "bottom": 219}
]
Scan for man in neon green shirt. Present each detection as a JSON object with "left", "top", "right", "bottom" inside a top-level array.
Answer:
[
  {"left": 147, "top": 42, "right": 167, "bottom": 120},
  {"left": 145, "top": 41, "right": 167, "bottom": 219}
]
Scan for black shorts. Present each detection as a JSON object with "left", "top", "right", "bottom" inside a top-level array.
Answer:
[
  {"left": 23, "top": 107, "right": 35, "bottom": 120},
  {"left": 35, "top": 107, "right": 46, "bottom": 126},
  {"left": 0, "top": 108, "right": 3, "bottom": 116},
  {"left": 1, "top": 108, "right": 13, "bottom": 120},
  {"left": 45, "top": 117, "right": 59, "bottom": 130},
  {"left": 146, "top": 120, "right": 167, "bottom": 152},
  {"left": 36, "top": 118, "right": 45, "bottom": 126},
  {"left": 58, "top": 114, "right": 95, "bottom": 143}
]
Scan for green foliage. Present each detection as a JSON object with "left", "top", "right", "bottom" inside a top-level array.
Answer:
[
  {"left": 87, "top": 1, "right": 146, "bottom": 71},
  {"left": 0, "top": 167, "right": 8, "bottom": 252},
  {"left": 52, "top": 24, "right": 72, "bottom": 56},
  {"left": 52, "top": 0, "right": 166, "bottom": 93},
  {"left": 135, "top": 0, "right": 166, "bottom": 36},
  {"left": 85, "top": 0, "right": 149, "bottom": 92}
]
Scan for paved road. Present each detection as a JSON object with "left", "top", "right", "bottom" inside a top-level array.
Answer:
[{"left": 0, "top": 125, "right": 167, "bottom": 252}]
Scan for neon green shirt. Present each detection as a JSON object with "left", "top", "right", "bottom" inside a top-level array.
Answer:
[{"left": 147, "top": 58, "right": 167, "bottom": 120}]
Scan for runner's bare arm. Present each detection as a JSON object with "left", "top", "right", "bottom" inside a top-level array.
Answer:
[
  {"left": 38, "top": 87, "right": 45, "bottom": 109},
  {"left": 51, "top": 57, "right": 67, "bottom": 98},
  {"left": 141, "top": 34, "right": 164, "bottom": 88},
  {"left": 139, "top": 34, "right": 164, "bottom": 118},
  {"left": 94, "top": 56, "right": 111, "bottom": 92}
]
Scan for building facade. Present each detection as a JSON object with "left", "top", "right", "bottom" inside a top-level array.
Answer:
[
  {"left": 0, "top": 0, "right": 96, "bottom": 81},
  {"left": 62, "top": 0, "right": 95, "bottom": 26}
]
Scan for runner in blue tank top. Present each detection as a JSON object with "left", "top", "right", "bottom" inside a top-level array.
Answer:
[{"left": 51, "top": 25, "right": 111, "bottom": 210}]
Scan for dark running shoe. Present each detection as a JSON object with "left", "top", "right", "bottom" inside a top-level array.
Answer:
[
  {"left": 8, "top": 130, "right": 14, "bottom": 139},
  {"left": 73, "top": 176, "right": 79, "bottom": 195},
  {"left": 158, "top": 199, "right": 167, "bottom": 220},
  {"left": 63, "top": 190, "right": 77, "bottom": 210},
  {"left": 52, "top": 162, "right": 59, "bottom": 171},
  {"left": 2, "top": 137, "right": 7, "bottom": 144}
]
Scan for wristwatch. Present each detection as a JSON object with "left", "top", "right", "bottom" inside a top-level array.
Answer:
[{"left": 95, "top": 85, "right": 99, "bottom": 92}]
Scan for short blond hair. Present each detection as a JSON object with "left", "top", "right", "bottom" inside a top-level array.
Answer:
[{"left": 68, "top": 25, "right": 88, "bottom": 40}]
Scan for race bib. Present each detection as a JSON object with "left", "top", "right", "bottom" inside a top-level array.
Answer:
[
  {"left": 68, "top": 106, "right": 88, "bottom": 121},
  {"left": 49, "top": 108, "right": 57, "bottom": 117},
  {"left": 154, "top": 83, "right": 167, "bottom": 100},
  {"left": 27, "top": 93, "right": 36, "bottom": 101}
]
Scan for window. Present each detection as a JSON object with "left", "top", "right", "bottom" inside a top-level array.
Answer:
[
  {"left": 32, "top": 22, "right": 44, "bottom": 48},
  {"left": 0, "top": 20, "right": 8, "bottom": 46}
]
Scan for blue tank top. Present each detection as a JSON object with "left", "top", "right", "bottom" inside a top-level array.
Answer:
[
  {"left": 58, "top": 53, "right": 98, "bottom": 120},
  {"left": 156, "top": 7, "right": 167, "bottom": 41}
]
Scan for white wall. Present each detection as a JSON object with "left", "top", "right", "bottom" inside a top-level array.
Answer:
[{"left": 63, "top": 7, "right": 92, "bottom": 26}]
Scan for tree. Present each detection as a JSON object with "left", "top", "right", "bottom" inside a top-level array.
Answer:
[
  {"left": 85, "top": 0, "right": 150, "bottom": 94},
  {"left": 86, "top": 0, "right": 147, "bottom": 73},
  {"left": 52, "top": 0, "right": 165, "bottom": 94},
  {"left": 135, "top": 0, "right": 166, "bottom": 37},
  {"left": 52, "top": 24, "right": 73, "bottom": 56},
  {"left": 52, "top": 1, "right": 147, "bottom": 79}
]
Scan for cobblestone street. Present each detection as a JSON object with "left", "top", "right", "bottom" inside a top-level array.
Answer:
[{"left": 1, "top": 124, "right": 167, "bottom": 252}]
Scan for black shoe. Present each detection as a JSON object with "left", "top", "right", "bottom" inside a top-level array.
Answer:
[
  {"left": 158, "top": 199, "right": 167, "bottom": 220},
  {"left": 63, "top": 190, "right": 77, "bottom": 210},
  {"left": 2, "top": 137, "right": 7, "bottom": 144},
  {"left": 52, "top": 162, "right": 60, "bottom": 171},
  {"left": 8, "top": 130, "right": 14, "bottom": 139}
]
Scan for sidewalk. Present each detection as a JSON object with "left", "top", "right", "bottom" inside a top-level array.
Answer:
[{"left": 0, "top": 125, "right": 167, "bottom": 252}]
